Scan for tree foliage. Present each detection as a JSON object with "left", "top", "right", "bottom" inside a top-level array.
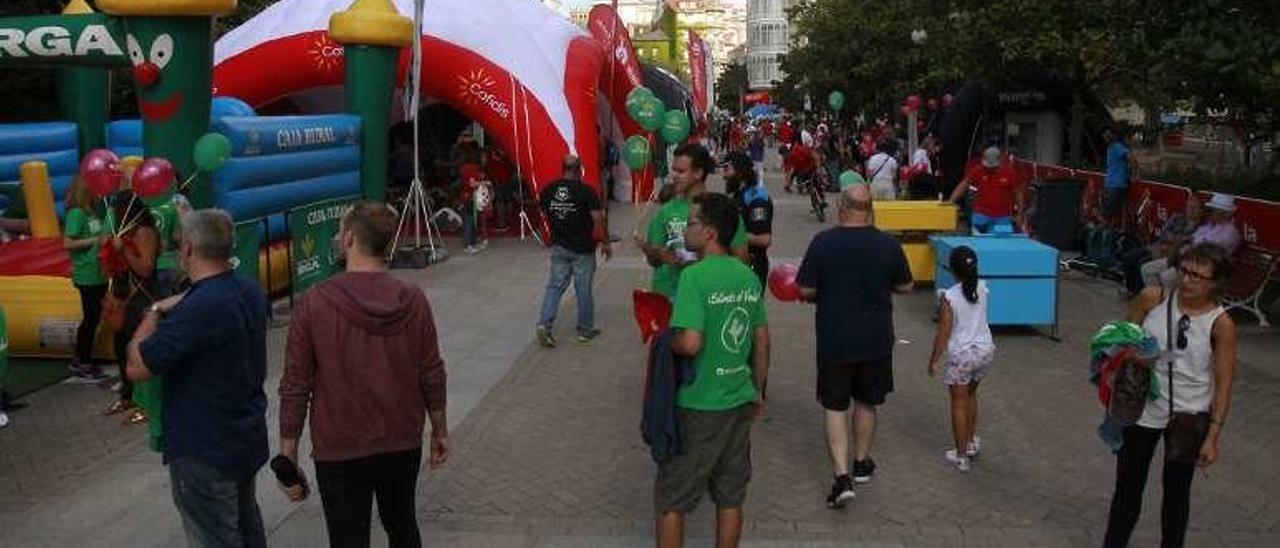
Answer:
[
  {"left": 714, "top": 61, "right": 747, "bottom": 112},
  {"left": 783, "top": 0, "right": 1278, "bottom": 151}
]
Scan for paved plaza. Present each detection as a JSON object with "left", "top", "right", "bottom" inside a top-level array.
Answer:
[{"left": 2, "top": 167, "right": 1279, "bottom": 547}]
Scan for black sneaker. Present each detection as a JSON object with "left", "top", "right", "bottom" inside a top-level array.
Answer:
[
  {"left": 826, "top": 475, "right": 855, "bottom": 508},
  {"left": 852, "top": 458, "right": 876, "bottom": 484}
]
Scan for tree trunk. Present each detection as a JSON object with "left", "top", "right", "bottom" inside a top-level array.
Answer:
[{"left": 1069, "top": 93, "right": 1084, "bottom": 165}]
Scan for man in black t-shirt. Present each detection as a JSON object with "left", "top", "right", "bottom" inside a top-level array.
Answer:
[
  {"left": 722, "top": 151, "right": 773, "bottom": 284},
  {"left": 796, "top": 184, "right": 913, "bottom": 508},
  {"left": 536, "top": 155, "right": 611, "bottom": 347}
]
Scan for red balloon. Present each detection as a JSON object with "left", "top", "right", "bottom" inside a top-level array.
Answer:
[
  {"left": 80, "top": 149, "right": 122, "bottom": 197},
  {"left": 926, "top": 98, "right": 939, "bottom": 111},
  {"left": 133, "top": 158, "right": 175, "bottom": 198},
  {"left": 942, "top": 94, "right": 955, "bottom": 108},
  {"left": 768, "top": 263, "right": 801, "bottom": 302},
  {"left": 905, "top": 95, "right": 922, "bottom": 110}
]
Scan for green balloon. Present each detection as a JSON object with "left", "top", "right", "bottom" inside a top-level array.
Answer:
[
  {"left": 659, "top": 110, "right": 691, "bottom": 143},
  {"left": 193, "top": 132, "right": 232, "bottom": 172},
  {"left": 838, "top": 170, "right": 866, "bottom": 189},
  {"left": 828, "top": 91, "right": 846, "bottom": 111},
  {"left": 633, "top": 96, "right": 664, "bottom": 132},
  {"left": 624, "top": 135, "right": 652, "bottom": 170},
  {"left": 627, "top": 87, "right": 655, "bottom": 109}
]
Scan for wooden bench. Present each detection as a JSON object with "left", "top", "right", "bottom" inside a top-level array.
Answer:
[{"left": 1221, "top": 243, "right": 1278, "bottom": 327}]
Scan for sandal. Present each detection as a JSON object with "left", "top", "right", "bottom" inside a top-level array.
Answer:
[
  {"left": 105, "top": 399, "right": 135, "bottom": 416},
  {"left": 124, "top": 409, "right": 148, "bottom": 425}
]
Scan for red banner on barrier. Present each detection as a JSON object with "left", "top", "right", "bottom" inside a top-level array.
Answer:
[{"left": 1128, "top": 180, "right": 1192, "bottom": 241}]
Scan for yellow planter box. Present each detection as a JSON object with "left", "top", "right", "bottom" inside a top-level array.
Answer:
[
  {"left": 874, "top": 201, "right": 957, "bottom": 232},
  {"left": 903, "top": 242, "right": 936, "bottom": 282},
  {"left": 0, "top": 276, "right": 114, "bottom": 359}
]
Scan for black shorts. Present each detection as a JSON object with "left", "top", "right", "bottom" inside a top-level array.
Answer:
[{"left": 817, "top": 355, "right": 894, "bottom": 410}]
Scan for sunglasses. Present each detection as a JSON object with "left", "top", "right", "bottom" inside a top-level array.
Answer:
[{"left": 1176, "top": 314, "right": 1190, "bottom": 350}]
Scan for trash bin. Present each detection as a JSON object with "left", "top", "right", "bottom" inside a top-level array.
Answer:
[{"left": 1031, "top": 179, "right": 1084, "bottom": 251}]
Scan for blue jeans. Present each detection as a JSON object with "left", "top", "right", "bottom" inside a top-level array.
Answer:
[
  {"left": 537, "top": 245, "right": 597, "bottom": 333},
  {"left": 169, "top": 459, "right": 266, "bottom": 548},
  {"left": 461, "top": 207, "right": 478, "bottom": 247},
  {"left": 971, "top": 213, "right": 1014, "bottom": 234}
]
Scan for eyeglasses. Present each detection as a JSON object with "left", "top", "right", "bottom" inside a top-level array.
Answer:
[
  {"left": 1176, "top": 314, "right": 1190, "bottom": 350},
  {"left": 1179, "top": 266, "right": 1213, "bottom": 283}
]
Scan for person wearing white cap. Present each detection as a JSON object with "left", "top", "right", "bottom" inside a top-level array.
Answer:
[
  {"left": 949, "top": 146, "right": 1027, "bottom": 233},
  {"left": 1141, "top": 192, "right": 1240, "bottom": 289}
]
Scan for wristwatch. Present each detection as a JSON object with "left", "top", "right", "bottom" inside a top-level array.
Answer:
[{"left": 148, "top": 303, "right": 163, "bottom": 316}]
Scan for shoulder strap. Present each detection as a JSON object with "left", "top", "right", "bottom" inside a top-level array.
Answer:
[{"left": 1166, "top": 289, "right": 1175, "bottom": 418}]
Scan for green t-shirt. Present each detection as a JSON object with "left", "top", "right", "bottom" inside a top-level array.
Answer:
[
  {"left": 150, "top": 203, "right": 180, "bottom": 270},
  {"left": 645, "top": 197, "right": 748, "bottom": 299},
  {"left": 670, "top": 255, "right": 767, "bottom": 411},
  {"left": 64, "top": 207, "right": 111, "bottom": 286}
]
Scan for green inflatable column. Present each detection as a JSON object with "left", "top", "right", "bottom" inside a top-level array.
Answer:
[
  {"left": 57, "top": 0, "right": 111, "bottom": 154},
  {"left": 329, "top": 0, "right": 415, "bottom": 202},
  {"left": 98, "top": 0, "right": 236, "bottom": 208}
]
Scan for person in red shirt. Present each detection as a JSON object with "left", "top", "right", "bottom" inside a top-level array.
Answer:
[
  {"left": 784, "top": 137, "right": 818, "bottom": 193},
  {"left": 458, "top": 162, "right": 488, "bottom": 253},
  {"left": 778, "top": 121, "right": 794, "bottom": 151},
  {"left": 948, "top": 147, "right": 1026, "bottom": 233},
  {"left": 485, "top": 145, "right": 515, "bottom": 230}
]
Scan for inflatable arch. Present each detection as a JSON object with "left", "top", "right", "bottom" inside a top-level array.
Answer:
[
  {"left": 587, "top": 4, "right": 656, "bottom": 203},
  {"left": 213, "top": 0, "right": 604, "bottom": 197}
]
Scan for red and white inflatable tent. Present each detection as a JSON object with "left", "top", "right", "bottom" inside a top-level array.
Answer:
[{"left": 213, "top": 0, "right": 604, "bottom": 195}]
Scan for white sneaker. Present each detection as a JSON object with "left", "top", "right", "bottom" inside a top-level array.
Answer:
[
  {"left": 945, "top": 449, "right": 971, "bottom": 472},
  {"left": 478, "top": 239, "right": 489, "bottom": 250},
  {"left": 967, "top": 436, "right": 982, "bottom": 458},
  {"left": 463, "top": 245, "right": 479, "bottom": 255},
  {"left": 0, "top": 411, "right": 9, "bottom": 429}
]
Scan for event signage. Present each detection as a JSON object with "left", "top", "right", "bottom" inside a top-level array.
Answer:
[
  {"left": 686, "top": 29, "right": 709, "bottom": 128},
  {"left": 287, "top": 197, "right": 356, "bottom": 295},
  {"left": 232, "top": 219, "right": 264, "bottom": 283},
  {"left": 0, "top": 15, "right": 126, "bottom": 66}
]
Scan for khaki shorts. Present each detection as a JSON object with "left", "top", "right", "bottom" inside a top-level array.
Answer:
[{"left": 654, "top": 404, "right": 755, "bottom": 514}]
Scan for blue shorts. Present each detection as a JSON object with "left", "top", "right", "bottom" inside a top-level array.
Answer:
[{"left": 971, "top": 213, "right": 1013, "bottom": 234}]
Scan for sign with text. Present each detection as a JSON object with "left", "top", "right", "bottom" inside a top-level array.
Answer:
[{"left": 287, "top": 197, "right": 355, "bottom": 295}]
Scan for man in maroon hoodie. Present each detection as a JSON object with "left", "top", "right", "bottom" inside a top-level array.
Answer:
[{"left": 277, "top": 202, "right": 448, "bottom": 548}]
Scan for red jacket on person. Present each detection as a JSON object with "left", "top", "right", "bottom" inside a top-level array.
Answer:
[{"left": 279, "top": 271, "right": 447, "bottom": 462}]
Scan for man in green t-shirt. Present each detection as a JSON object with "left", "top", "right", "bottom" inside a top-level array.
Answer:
[
  {"left": 655, "top": 193, "right": 770, "bottom": 548},
  {"left": 643, "top": 143, "right": 749, "bottom": 300}
]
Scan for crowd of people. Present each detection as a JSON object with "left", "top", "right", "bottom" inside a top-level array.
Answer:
[{"left": 0, "top": 117, "right": 1247, "bottom": 548}]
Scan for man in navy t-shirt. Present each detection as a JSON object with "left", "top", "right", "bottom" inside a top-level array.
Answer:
[
  {"left": 128, "top": 209, "right": 269, "bottom": 548},
  {"left": 797, "top": 184, "right": 913, "bottom": 508}
]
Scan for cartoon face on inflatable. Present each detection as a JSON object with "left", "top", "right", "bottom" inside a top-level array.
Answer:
[{"left": 125, "top": 28, "right": 183, "bottom": 123}]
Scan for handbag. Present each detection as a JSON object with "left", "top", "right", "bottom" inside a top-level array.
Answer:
[
  {"left": 1162, "top": 290, "right": 1211, "bottom": 464},
  {"left": 101, "top": 280, "right": 130, "bottom": 331}
]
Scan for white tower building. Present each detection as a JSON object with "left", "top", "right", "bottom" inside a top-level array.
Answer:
[{"left": 746, "top": 0, "right": 788, "bottom": 91}]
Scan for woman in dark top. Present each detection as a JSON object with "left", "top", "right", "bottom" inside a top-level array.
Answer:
[{"left": 105, "top": 191, "right": 165, "bottom": 425}]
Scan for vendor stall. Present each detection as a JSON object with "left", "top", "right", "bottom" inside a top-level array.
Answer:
[
  {"left": 874, "top": 200, "right": 956, "bottom": 282},
  {"left": 931, "top": 234, "right": 1060, "bottom": 338}
]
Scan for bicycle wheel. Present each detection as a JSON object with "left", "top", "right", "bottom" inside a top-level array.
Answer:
[{"left": 810, "top": 186, "right": 827, "bottom": 222}]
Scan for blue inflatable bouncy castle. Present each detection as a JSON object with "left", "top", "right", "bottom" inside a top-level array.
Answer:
[{"left": 0, "top": 123, "right": 81, "bottom": 218}]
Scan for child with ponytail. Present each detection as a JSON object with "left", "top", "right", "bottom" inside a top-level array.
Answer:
[{"left": 928, "top": 246, "right": 995, "bottom": 472}]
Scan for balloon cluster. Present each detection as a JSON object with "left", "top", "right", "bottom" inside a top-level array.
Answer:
[
  {"left": 78, "top": 131, "right": 233, "bottom": 203},
  {"left": 900, "top": 93, "right": 955, "bottom": 117},
  {"left": 623, "top": 87, "right": 692, "bottom": 169}
]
